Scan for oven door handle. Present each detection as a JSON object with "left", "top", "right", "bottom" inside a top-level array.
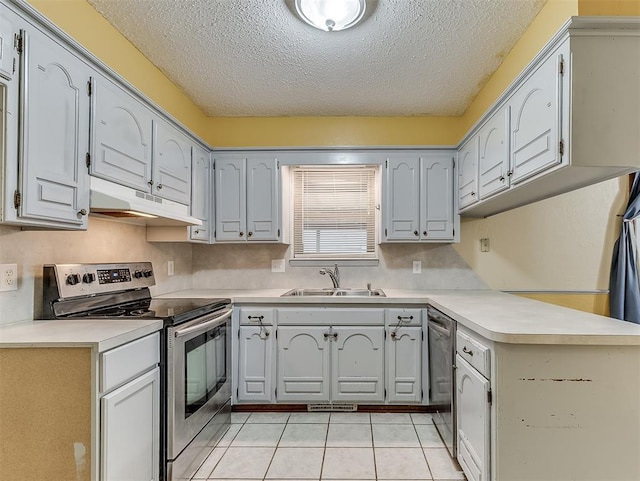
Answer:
[
  {"left": 428, "top": 322, "right": 452, "bottom": 337},
  {"left": 174, "top": 308, "right": 232, "bottom": 338}
]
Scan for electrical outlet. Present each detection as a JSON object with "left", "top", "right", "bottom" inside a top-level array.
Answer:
[
  {"left": 480, "top": 238, "right": 490, "bottom": 252},
  {"left": 167, "top": 260, "right": 175, "bottom": 276},
  {"left": 412, "top": 260, "right": 422, "bottom": 274},
  {"left": 0, "top": 264, "right": 18, "bottom": 292},
  {"left": 271, "top": 259, "right": 285, "bottom": 273}
]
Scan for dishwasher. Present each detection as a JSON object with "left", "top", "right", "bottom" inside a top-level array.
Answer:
[{"left": 427, "top": 305, "right": 456, "bottom": 458}]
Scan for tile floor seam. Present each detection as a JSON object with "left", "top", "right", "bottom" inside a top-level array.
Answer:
[
  {"left": 414, "top": 420, "right": 435, "bottom": 481},
  {"left": 370, "top": 419, "right": 379, "bottom": 480},
  {"left": 262, "top": 419, "right": 289, "bottom": 480}
]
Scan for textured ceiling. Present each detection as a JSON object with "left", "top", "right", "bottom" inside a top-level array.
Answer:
[{"left": 86, "top": 0, "right": 547, "bottom": 117}]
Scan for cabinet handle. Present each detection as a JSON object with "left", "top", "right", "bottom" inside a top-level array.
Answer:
[
  {"left": 148, "top": 180, "right": 154, "bottom": 186},
  {"left": 390, "top": 332, "right": 397, "bottom": 339},
  {"left": 499, "top": 175, "right": 505, "bottom": 182},
  {"left": 194, "top": 229, "right": 201, "bottom": 234},
  {"left": 248, "top": 231, "right": 253, "bottom": 237},
  {"left": 333, "top": 332, "right": 338, "bottom": 340},
  {"left": 413, "top": 230, "right": 419, "bottom": 236},
  {"left": 239, "top": 231, "right": 244, "bottom": 237},
  {"left": 423, "top": 231, "right": 427, "bottom": 236},
  {"left": 77, "top": 209, "right": 87, "bottom": 216},
  {"left": 157, "top": 183, "right": 163, "bottom": 190},
  {"left": 507, "top": 170, "right": 513, "bottom": 177},
  {"left": 471, "top": 191, "right": 476, "bottom": 196},
  {"left": 324, "top": 332, "right": 330, "bottom": 339},
  {"left": 397, "top": 315, "right": 414, "bottom": 321},
  {"left": 248, "top": 315, "right": 264, "bottom": 321},
  {"left": 462, "top": 346, "right": 474, "bottom": 356}
]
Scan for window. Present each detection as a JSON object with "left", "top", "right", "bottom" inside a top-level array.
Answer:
[{"left": 292, "top": 166, "right": 377, "bottom": 260}]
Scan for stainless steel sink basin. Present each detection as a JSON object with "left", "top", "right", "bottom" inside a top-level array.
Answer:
[{"left": 282, "top": 288, "right": 386, "bottom": 297}]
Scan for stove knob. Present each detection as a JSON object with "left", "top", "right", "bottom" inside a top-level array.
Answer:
[
  {"left": 142, "top": 269, "right": 153, "bottom": 278},
  {"left": 66, "top": 274, "right": 81, "bottom": 286},
  {"left": 134, "top": 270, "right": 143, "bottom": 279},
  {"left": 82, "top": 273, "right": 96, "bottom": 284}
]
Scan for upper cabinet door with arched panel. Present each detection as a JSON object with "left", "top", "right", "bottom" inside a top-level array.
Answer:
[
  {"left": 421, "top": 154, "right": 455, "bottom": 240},
  {"left": 91, "top": 75, "right": 154, "bottom": 192},
  {"left": 152, "top": 120, "right": 192, "bottom": 205},
  {"left": 189, "top": 145, "right": 212, "bottom": 242},
  {"left": 508, "top": 43, "right": 566, "bottom": 185},
  {"left": 458, "top": 136, "right": 479, "bottom": 210},
  {"left": 19, "top": 27, "right": 92, "bottom": 229},
  {"left": 214, "top": 155, "right": 246, "bottom": 241},
  {"left": 246, "top": 156, "right": 279, "bottom": 241},
  {"left": 383, "top": 156, "right": 420, "bottom": 241},
  {"left": 478, "top": 107, "right": 510, "bottom": 200}
]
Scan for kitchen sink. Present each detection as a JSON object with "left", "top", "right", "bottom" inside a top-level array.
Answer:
[{"left": 281, "top": 288, "right": 386, "bottom": 297}]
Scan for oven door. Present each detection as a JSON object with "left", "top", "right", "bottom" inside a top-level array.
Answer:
[{"left": 167, "top": 308, "right": 232, "bottom": 459}]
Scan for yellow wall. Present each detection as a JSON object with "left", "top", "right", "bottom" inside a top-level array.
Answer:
[
  {"left": 515, "top": 292, "right": 610, "bottom": 316},
  {"left": 579, "top": 0, "right": 640, "bottom": 15},
  {"left": 26, "top": 0, "right": 208, "bottom": 138}
]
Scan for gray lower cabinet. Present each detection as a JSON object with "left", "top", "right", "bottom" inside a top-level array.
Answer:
[
  {"left": 386, "top": 326, "right": 422, "bottom": 403},
  {"left": 237, "top": 325, "right": 274, "bottom": 402},
  {"left": 276, "top": 325, "right": 384, "bottom": 403}
]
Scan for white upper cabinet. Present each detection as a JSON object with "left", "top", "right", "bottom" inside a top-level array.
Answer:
[
  {"left": 214, "top": 154, "right": 281, "bottom": 242},
  {"left": 383, "top": 152, "right": 457, "bottom": 242},
  {"left": 153, "top": 120, "right": 192, "bottom": 205},
  {"left": 478, "top": 107, "right": 510, "bottom": 199},
  {"left": 91, "top": 75, "right": 153, "bottom": 192},
  {"left": 0, "top": 8, "right": 18, "bottom": 80},
  {"left": 458, "top": 137, "right": 479, "bottom": 210},
  {"left": 421, "top": 154, "right": 455, "bottom": 240},
  {"left": 384, "top": 156, "right": 421, "bottom": 241},
  {"left": 508, "top": 45, "right": 563, "bottom": 185},
  {"left": 18, "top": 27, "right": 92, "bottom": 229},
  {"left": 460, "top": 20, "right": 639, "bottom": 218},
  {"left": 190, "top": 145, "right": 212, "bottom": 242}
]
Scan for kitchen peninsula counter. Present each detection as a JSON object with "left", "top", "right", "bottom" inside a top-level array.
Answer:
[
  {"left": 0, "top": 318, "right": 162, "bottom": 352},
  {"left": 157, "top": 288, "right": 640, "bottom": 345}
]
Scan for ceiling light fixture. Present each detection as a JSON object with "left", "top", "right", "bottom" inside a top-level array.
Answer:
[{"left": 295, "top": 0, "right": 366, "bottom": 32}]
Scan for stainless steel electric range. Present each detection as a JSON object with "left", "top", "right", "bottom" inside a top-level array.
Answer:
[{"left": 42, "top": 262, "right": 231, "bottom": 481}]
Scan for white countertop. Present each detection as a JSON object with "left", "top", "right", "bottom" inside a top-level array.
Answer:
[
  {"left": 0, "top": 318, "right": 163, "bottom": 352},
  {"left": 157, "top": 288, "right": 640, "bottom": 345}
]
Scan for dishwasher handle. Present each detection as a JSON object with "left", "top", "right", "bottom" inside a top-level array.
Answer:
[{"left": 428, "top": 321, "right": 452, "bottom": 337}]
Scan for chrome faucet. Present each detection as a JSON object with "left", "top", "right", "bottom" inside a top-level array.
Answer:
[{"left": 319, "top": 264, "right": 340, "bottom": 289}]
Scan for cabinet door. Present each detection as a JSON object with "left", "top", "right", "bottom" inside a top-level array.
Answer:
[
  {"left": 246, "top": 156, "right": 279, "bottom": 241},
  {"left": 508, "top": 47, "right": 564, "bottom": 184},
  {"left": 420, "top": 154, "right": 454, "bottom": 240},
  {"left": 153, "top": 120, "right": 191, "bottom": 204},
  {"left": 19, "top": 27, "right": 91, "bottom": 229},
  {"left": 387, "top": 326, "right": 422, "bottom": 403},
  {"left": 214, "top": 156, "right": 246, "bottom": 241},
  {"left": 190, "top": 146, "right": 211, "bottom": 242},
  {"left": 478, "top": 107, "right": 510, "bottom": 199},
  {"left": 277, "top": 326, "right": 330, "bottom": 402},
  {"left": 238, "top": 326, "right": 273, "bottom": 402},
  {"left": 456, "top": 355, "right": 490, "bottom": 481},
  {"left": 0, "top": 9, "right": 18, "bottom": 80},
  {"left": 457, "top": 136, "right": 479, "bottom": 210},
  {"left": 384, "top": 157, "right": 420, "bottom": 241},
  {"left": 91, "top": 75, "right": 153, "bottom": 192},
  {"left": 101, "top": 367, "right": 160, "bottom": 481},
  {"left": 331, "top": 326, "right": 384, "bottom": 403}
]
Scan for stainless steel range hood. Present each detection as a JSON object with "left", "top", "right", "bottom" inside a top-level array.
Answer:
[{"left": 90, "top": 177, "right": 202, "bottom": 227}]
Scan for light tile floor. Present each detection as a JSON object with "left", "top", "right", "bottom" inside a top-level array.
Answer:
[{"left": 192, "top": 412, "right": 466, "bottom": 481}]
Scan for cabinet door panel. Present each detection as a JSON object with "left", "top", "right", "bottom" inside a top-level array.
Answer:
[
  {"left": 421, "top": 154, "right": 454, "bottom": 240},
  {"left": 277, "top": 326, "right": 330, "bottom": 402},
  {"left": 509, "top": 49, "right": 563, "bottom": 184},
  {"left": 238, "top": 326, "right": 273, "bottom": 402},
  {"left": 153, "top": 121, "right": 191, "bottom": 204},
  {"left": 101, "top": 367, "right": 160, "bottom": 481},
  {"left": 478, "top": 107, "right": 510, "bottom": 199},
  {"left": 91, "top": 76, "right": 153, "bottom": 191},
  {"left": 215, "top": 156, "right": 246, "bottom": 241},
  {"left": 456, "top": 355, "right": 490, "bottom": 481},
  {"left": 247, "top": 157, "right": 279, "bottom": 241},
  {"left": 0, "top": 10, "right": 18, "bottom": 80},
  {"left": 20, "top": 28, "right": 90, "bottom": 228},
  {"left": 332, "top": 326, "right": 384, "bottom": 402},
  {"left": 384, "top": 157, "right": 420, "bottom": 240},
  {"left": 190, "top": 146, "right": 211, "bottom": 242},
  {"left": 458, "top": 137, "right": 479, "bottom": 210},
  {"left": 387, "top": 326, "right": 421, "bottom": 403}
]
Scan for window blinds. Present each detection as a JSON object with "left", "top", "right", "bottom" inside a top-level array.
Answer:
[{"left": 292, "top": 166, "right": 377, "bottom": 259}]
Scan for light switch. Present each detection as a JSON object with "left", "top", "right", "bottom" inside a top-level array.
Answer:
[
  {"left": 480, "top": 238, "right": 490, "bottom": 252},
  {"left": 412, "top": 260, "right": 422, "bottom": 274},
  {"left": 272, "top": 259, "right": 285, "bottom": 273}
]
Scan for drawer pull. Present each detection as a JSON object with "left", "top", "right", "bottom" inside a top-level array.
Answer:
[
  {"left": 247, "top": 315, "right": 264, "bottom": 321},
  {"left": 462, "top": 346, "right": 474, "bottom": 356},
  {"left": 397, "top": 315, "right": 414, "bottom": 321}
]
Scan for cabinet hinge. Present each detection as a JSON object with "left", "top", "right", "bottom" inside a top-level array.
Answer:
[
  {"left": 384, "top": 388, "right": 387, "bottom": 399},
  {"left": 275, "top": 328, "right": 278, "bottom": 339},
  {"left": 14, "top": 33, "right": 23, "bottom": 54},
  {"left": 12, "top": 57, "right": 16, "bottom": 75},
  {"left": 277, "top": 228, "right": 281, "bottom": 237},
  {"left": 453, "top": 228, "right": 455, "bottom": 237},
  {"left": 275, "top": 387, "right": 278, "bottom": 398},
  {"left": 452, "top": 158, "right": 456, "bottom": 169},
  {"left": 13, "top": 190, "right": 21, "bottom": 209},
  {"left": 385, "top": 160, "right": 388, "bottom": 169},
  {"left": 559, "top": 140, "right": 564, "bottom": 157},
  {"left": 237, "top": 329, "right": 240, "bottom": 339},
  {"left": 85, "top": 152, "right": 91, "bottom": 168},
  {"left": 276, "top": 160, "right": 280, "bottom": 169},
  {"left": 87, "top": 78, "right": 93, "bottom": 96},
  {"left": 384, "top": 330, "right": 387, "bottom": 339},
  {"left": 421, "top": 389, "right": 424, "bottom": 401},
  {"left": 487, "top": 389, "right": 493, "bottom": 405},
  {"left": 421, "top": 330, "right": 424, "bottom": 341},
  {"left": 236, "top": 388, "right": 239, "bottom": 398},
  {"left": 559, "top": 58, "right": 564, "bottom": 76},
  {"left": 384, "top": 228, "right": 388, "bottom": 237}
]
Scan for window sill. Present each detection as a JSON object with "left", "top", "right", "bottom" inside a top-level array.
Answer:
[{"left": 289, "top": 259, "right": 379, "bottom": 267}]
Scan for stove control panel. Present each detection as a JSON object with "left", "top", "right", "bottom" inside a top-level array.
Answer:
[{"left": 45, "top": 262, "right": 155, "bottom": 299}]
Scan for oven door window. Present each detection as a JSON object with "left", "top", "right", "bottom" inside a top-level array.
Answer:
[{"left": 184, "top": 325, "right": 227, "bottom": 418}]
